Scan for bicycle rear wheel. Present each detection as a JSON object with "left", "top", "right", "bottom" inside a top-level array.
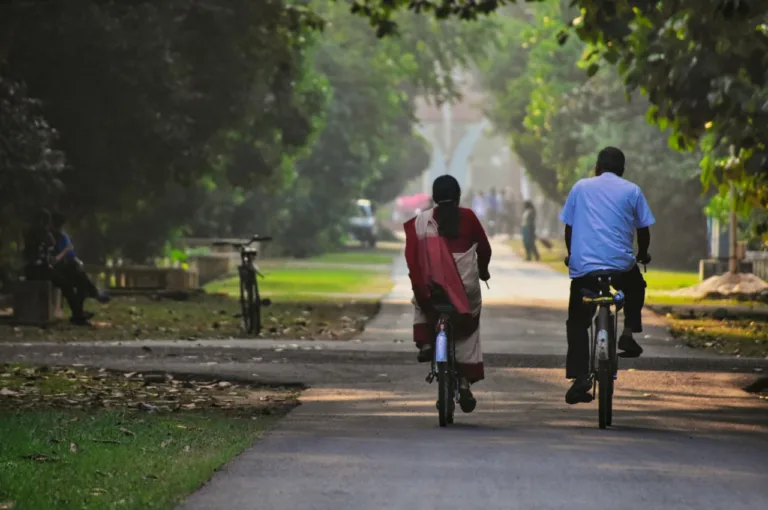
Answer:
[
  {"left": 437, "top": 362, "right": 450, "bottom": 427},
  {"left": 598, "top": 361, "right": 611, "bottom": 429}
]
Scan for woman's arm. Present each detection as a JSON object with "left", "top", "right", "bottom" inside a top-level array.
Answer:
[{"left": 468, "top": 210, "right": 492, "bottom": 280}]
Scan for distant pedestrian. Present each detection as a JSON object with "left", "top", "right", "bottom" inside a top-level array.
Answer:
[
  {"left": 472, "top": 191, "right": 488, "bottom": 224},
  {"left": 521, "top": 201, "right": 540, "bottom": 261}
]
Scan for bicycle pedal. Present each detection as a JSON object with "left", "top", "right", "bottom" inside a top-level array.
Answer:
[{"left": 425, "top": 373, "right": 435, "bottom": 383}]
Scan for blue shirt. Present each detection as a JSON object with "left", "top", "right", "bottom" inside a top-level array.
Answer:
[
  {"left": 559, "top": 172, "right": 655, "bottom": 278},
  {"left": 56, "top": 232, "right": 77, "bottom": 260}
]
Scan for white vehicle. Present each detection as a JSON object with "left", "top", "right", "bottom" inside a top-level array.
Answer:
[{"left": 348, "top": 199, "right": 378, "bottom": 248}]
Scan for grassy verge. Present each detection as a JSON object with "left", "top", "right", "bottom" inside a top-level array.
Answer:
[
  {"left": 509, "top": 238, "right": 568, "bottom": 272},
  {"left": 307, "top": 245, "right": 401, "bottom": 266},
  {"left": 0, "top": 294, "right": 377, "bottom": 342},
  {"left": 0, "top": 365, "right": 297, "bottom": 510},
  {"left": 667, "top": 315, "right": 768, "bottom": 358},
  {"left": 507, "top": 239, "right": 748, "bottom": 307},
  {"left": 206, "top": 266, "right": 393, "bottom": 303}
]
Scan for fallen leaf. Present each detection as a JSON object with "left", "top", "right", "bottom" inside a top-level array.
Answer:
[
  {"left": 0, "top": 501, "right": 16, "bottom": 509},
  {"left": 160, "top": 439, "right": 173, "bottom": 448},
  {"left": 89, "top": 488, "right": 107, "bottom": 496},
  {"left": 69, "top": 442, "right": 79, "bottom": 453},
  {"left": 119, "top": 427, "right": 135, "bottom": 437},
  {"left": 217, "top": 381, "right": 232, "bottom": 389},
  {"left": 22, "top": 453, "right": 58, "bottom": 463},
  {"left": 182, "top": 445, "right": 190, "bottom": 453},
  {"left": 0, "top": 388, "right": 19, "bottom": 397}
]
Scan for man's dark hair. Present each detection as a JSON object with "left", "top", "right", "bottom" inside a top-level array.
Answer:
[
  {"left": 596, "top": 147, "right": 625, "bottom": 176},
  {"left": 33, "top": 209, "right": 51, "bottom": 228}
]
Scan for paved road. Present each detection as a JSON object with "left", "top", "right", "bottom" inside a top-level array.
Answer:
[
  {"left": 2, "top": 240, "right": 765, "bottom": 509},
  {"left": 176, "top": 241, "right": 768, "bottom": 510}
]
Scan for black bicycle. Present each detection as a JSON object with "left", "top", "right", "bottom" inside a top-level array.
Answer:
[
  {"left": 426, "top": 304, "right": 459, "bottom": 427},
  {"left": 580, "top": 272, "right": 625, "bottom": 429},
  {"left": 212, "top": 236, "right": 272, "bottom": 335}
]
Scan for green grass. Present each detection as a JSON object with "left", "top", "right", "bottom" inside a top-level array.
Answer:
[
  {"left": 206, "top": 266, "right": 393, "bottom": 302},
  {"left": 0, "top": 365, "right": 296, "bottom": 509},
  {"left": 309, "top": 247, "right": 399, "bottom": 266},
  {"left": 669, "top": 316, "right": 768, "bottom": 358},
  {"left": 642, "top": 269, "right": 699, "bottom": 291},
  {"left": 0, "top": 294, "right": 377, "bottom": 342},
  {"left": 0, "top": 410, "right": 276, "bottom": 510}
]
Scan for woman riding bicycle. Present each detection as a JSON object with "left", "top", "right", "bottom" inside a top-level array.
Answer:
[{"left": 404, "top": 175, "right": 492, "bottom": 413}]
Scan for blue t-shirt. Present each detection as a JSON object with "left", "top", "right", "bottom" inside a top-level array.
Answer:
[
  {"left": 56, "top": 233, "right": 77, "bottom": 260},
  {"left": 559, "top": 172, "right": 655, "bottom": 278}
]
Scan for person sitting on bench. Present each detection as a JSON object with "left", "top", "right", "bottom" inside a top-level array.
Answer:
[{"left": 23, "top": 209, "right": 88, "bottom": 325}]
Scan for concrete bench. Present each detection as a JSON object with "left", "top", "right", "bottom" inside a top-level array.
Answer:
[
  {"left": 84, "top": 265, "right": 199, "bottom": 293},
  {"left": 12, "top": 280, "right": 63, "bottom": 325}
]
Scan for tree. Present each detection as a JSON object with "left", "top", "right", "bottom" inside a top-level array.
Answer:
[
  {"left": 478, "top": 3, "right": 708, "bottom": 267},
  {"left": 348, "top": 0, "right": 768, "bottom": 211},
  {"left": 2, "top": 0, "right": 323, "bottom": 262},
  {"left": 0, "top": 77, "right": 65, "bottom": 287},
  {"left": 193, "top": 2, "right": 493, "bottom": 257}
]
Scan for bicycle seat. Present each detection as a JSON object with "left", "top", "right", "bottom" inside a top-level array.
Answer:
[
  {"left": 433, "top": 303, "right": 457, "bottom": 314},
  {"left": 243, "top": 247, "right": 258, "bottom": 254},
  {"left": 585, "top": 270, "right": 622, "bottom": 280}
]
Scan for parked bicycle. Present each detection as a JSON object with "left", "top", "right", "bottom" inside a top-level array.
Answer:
[
  {"left": 212, "top": 236, "right": 272, "bottom": 335},
  {"left": 580, "top": 261, "right": 647, "bottom": 429}
]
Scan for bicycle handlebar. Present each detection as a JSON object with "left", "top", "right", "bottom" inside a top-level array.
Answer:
[{"left": 211, "top": 235, "right": 273, "bottom": 248}]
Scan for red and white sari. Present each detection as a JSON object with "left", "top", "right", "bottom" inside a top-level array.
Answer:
[{"left": 404, "top": 207, "right": 491, "bottom": 383}]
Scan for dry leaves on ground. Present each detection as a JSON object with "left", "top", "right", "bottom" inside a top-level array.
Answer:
[{"left": 0, "top": 364, "right": 298, "bottom": 414}]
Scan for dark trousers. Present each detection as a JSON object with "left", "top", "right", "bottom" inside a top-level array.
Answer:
[
  {"left": 565, "top": 265, "right": 646, "bottom": 379},
  {"left": 25, "top": 264, "right": 84, "bottom": 319},
  {"left": 56, "top": 260, "right": 99, "bottom": 300}
]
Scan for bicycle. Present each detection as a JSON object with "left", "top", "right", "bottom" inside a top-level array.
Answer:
[
  {"left": 425, "top": 301, "right": 459, "bottom": 427},
  {"left": 579, "top": 260, "right": 647, "bottom": 429},
  {"left": 212, "top": 236, "right": 272, "bottom": 335}
]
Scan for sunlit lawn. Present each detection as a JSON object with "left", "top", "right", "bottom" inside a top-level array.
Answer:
[
  {"left": 308, "top": 245, "right": 401, "bottom": 266},
  {"left": 205, "top": 266, "right": 394, "bottom": 302}
]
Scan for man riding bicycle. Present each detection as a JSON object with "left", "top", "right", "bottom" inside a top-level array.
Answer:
[{"left": 560, "top": 147, "right": 655, "bottom": 405}]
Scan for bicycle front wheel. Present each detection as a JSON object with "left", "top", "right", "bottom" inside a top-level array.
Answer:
[
  {"left": 252, "top": 277, "right": 262, "bottom": 336},
  {"left": 437, "top": 362, "right": 451, "bottom": 427}
]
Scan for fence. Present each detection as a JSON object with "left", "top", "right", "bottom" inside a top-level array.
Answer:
[{"left": 746, "top": 251, "right": 768, "bottom": 282}]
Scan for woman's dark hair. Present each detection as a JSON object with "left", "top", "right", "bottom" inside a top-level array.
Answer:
[
  {"left": 523, "top": 200, "right": 534, "bottom": 210},
  {"left": 432, "top": 175, "right": 461, "bottom": 239}
]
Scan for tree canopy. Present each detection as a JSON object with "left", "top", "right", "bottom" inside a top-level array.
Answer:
[
  {"left": 476, "top": 2, "right": 710, "bottom": 266},
  {"left": 349, "top": 0, "right": 768, "bottom": 213}
]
